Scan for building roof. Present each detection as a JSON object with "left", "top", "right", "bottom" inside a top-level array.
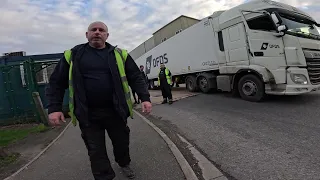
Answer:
[{"left": 152, "top": 15, "right": 200, "bottom": 35}]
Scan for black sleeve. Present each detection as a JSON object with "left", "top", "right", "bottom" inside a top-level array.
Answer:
[
  {"left": 125, "top": 55, "right": 151, "bottom": 102},
  {"left": 45, "top": 56, "right": 70, "bottom": 114}
]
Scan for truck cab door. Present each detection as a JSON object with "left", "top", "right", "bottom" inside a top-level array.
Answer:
[
  {"left": 222, "top": 23, "right": 250, "bottom": 66},
  {"left": 242, "top": 12, "right": 287, "bottom": 84}
]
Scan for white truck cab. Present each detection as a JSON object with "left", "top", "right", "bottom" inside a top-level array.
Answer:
[
  {"left": 214, "top": 0, "right": 320, "bottom": 101},
  {"left": 132, "top": 0, "right": 320, "bottom": 102}
]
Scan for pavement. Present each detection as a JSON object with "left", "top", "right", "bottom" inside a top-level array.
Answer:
[
  {"left": 147, "top": 91, "right": 320, "bottom": 180},
  {"left": 7, "top": 113, "right": 185, "bottom": 180}
]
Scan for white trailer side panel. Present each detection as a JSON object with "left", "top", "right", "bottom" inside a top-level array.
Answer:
[{"left": 135, "top": 18, "right": 220, "bottom": 80}]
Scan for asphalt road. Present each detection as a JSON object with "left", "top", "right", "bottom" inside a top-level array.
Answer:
[
  {"left": 9, "top": 114, "right": 185, "bottom": 180},
  {"left": 148, "top": 91, "right": 320, "bottom": 180}
]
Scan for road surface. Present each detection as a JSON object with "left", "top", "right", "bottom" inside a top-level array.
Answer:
[
  {"left": 9, "top": 114, "right": 185, "bottom": 180},
  {"left": 146, "top": 91, "right": 320, "bottom": 180}
]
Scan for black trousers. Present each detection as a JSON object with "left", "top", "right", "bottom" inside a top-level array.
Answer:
[
  {"left": 160, "top": 82, "right": 172, "bottom": 100},
  {"left": 79, "top": 108, "right": 131, "bottom": 180}
]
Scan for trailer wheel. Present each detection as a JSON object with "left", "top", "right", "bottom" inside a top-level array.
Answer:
[
  {"left": 238, "top": 74, "right": 265, "bottom": 102},
  {"left": 198, "top": 76, "right": 211, "bottom": 93},
  {"left": 186, "top": 76, "right": 198, "bottom": 92}
]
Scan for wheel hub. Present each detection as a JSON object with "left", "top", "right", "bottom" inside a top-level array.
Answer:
[
  {"left": 200, "top": 78, "right": 207, "bottom": 88},
  {"left": 242, "top": 81, "right": 257, "bottom": 96},
  {"left": 188, "top": 79, "right": 193, "bottom": 90}
]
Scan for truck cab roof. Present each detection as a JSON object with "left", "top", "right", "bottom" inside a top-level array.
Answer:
[{"left": 215, "top": 0, "right": 317, "bottom": 30}]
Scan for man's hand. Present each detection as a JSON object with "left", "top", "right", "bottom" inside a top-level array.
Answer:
[
  {"left": 48, "top": 112, "right": 66, "bottom": 126},
  {"left": 141, "top": 101, "right": 152, "bottom": 114}
]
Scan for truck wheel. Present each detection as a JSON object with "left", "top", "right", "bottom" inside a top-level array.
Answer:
[
  {"left": 238, "top": 74, "right": 265, "bottom": 102},
  {"left": 198, "top": 76, "right": 211, "bottom": 93},
  {"left": 186, "top": 76, "right": 198, "bottom": 92}
]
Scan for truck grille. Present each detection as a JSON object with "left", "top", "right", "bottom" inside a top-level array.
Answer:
[{"left": 304, "top": 50, "right": 320, "bottom": 85}]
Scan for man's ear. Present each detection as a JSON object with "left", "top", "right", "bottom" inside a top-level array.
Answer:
[{"left": 85, "top": 32, "right": 88, "bottom": 38}]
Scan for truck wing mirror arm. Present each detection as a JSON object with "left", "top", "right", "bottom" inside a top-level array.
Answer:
[{"left": 271, "top": 12, "right": 282, "bottom": 25}]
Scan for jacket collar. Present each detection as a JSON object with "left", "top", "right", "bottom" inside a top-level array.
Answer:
[{"left": 81, "top": 42, "right": 117, "bottom": 53}]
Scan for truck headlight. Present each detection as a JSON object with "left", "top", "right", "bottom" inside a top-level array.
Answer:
[{"left": 290, "top": 74, "right": 308, "bottom": 85}]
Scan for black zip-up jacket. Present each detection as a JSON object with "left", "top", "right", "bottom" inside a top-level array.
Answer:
[
  {"left": 141, "top": 71, "right": 148, "bottom": 83},
  {"left": 45, "top": 42, "right": 150, "bottom": 126}
]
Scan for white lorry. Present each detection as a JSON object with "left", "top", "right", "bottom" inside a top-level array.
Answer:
[{"left": 133, "top": 0, "right": 320, "bottom": 102}]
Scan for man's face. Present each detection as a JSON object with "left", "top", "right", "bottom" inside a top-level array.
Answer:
[{"left": 86, "top": 22, "right": 109, "bottom": 48}]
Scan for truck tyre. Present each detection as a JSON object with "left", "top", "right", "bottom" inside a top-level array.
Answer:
[
  {"left": 198, "top": 76, "right": 211, "bottom": 93},
  {"left": 238, "top": 74, "right": 265, "bottom": 102},
  {"left": 186, "top": 76, "right": 198, "bottom": 92}
]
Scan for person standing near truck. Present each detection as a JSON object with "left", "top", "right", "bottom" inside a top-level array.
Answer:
[
  {"left": 158, "top": 63, "right": 173, "bottom": 104},
  {"left": 139, "top": 65, "right": 148, "bottom": 84},
  {"left": 45, "top": 21, "right": 152, "bottom": 180},
  {"left": 132, "top": 65, "right": 148, "bottom": 104},
  {"left": 139, "top": 65, "right": 148, "bottom": 92}
]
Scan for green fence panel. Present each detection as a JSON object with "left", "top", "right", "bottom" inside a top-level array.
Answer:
[
  {"left": 0, "top": 59, "right": 69, "bottom": 125},
  {"left": 0, "top": 69, "right": 11, "bottom": 119},
  {"left": 0, "top": 64, "right": 35, "bottom": 124}
]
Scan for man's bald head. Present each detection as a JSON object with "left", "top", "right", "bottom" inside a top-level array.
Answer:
[
  {"left": 86, "top": 21, "right": 109, "bottom": 49},
  {"left": 87, "top": 21, "right": 108, "bottom": 32}
]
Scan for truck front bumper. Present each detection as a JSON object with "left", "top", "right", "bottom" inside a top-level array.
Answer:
[
  {"left": 265, "top": 67, "right": 320, "bottom": 95},
  {"left": 266, "top": 84, "right": 320, "bottom": 95}
]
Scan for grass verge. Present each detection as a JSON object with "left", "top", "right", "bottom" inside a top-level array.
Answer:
[
  {"left": 0, "top": 123, "right": 50, "bottom": 168},
  {"left": 0, "top": 123, "right": 49, "bottom": 147},
  {"left": 0, "top": 153, "right": 20, "bottom": 168}
]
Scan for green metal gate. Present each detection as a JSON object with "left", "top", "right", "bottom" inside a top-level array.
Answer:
[{"left": 0, "top": 59, "right": 68, "bottom": 125}]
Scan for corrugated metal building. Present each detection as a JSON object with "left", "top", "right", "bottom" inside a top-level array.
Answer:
[
  {"left": 152, "top": 15, "right": 200, "bottom": 46},
  {"left": 129, "top": 36, "right": 155, "bottom": 60},
  {"left": 129, "top": 15, "right": 200, "bottom": 60}
]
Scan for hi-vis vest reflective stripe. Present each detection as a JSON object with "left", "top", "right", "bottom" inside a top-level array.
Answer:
[
  {"left": 64, "top": 48, "right": 133, "bottom": 126},
  {"left": 158, "top": 68, "right": 172, "bottom": 86}
]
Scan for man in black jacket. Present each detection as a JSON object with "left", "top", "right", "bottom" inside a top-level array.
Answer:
[
  {"left": 139, "top": 65, "right": 148, "bottom": 84},
  {"left": 132, "top": 65, "right": 148, "bottom": 104},
  {"left": 45, "top": 21, "right": 152, "bottom": 180}
]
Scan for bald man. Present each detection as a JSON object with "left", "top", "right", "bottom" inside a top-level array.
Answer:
[{"left": 46, "top": 21, "right": 151, "bottom": 180}]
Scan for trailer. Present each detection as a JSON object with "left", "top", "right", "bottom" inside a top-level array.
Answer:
[{"left": 133, "top": 0, "right": 320, "bottom": 102}]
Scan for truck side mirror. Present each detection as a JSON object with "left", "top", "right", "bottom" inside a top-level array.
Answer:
[
  {"left": 274, "top": 24, "right": 288, "bottom": 37},
  {"left": 270, "top": 12, "right": 287, "bottom": 36},
  {"left": 271, "top": 12, "right": 282, "bottom": 25},
  {"left": 277, "top": 25, "right": 288, "bottom": 32}
]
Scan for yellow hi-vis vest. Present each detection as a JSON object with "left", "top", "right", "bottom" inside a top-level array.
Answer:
[
  {"left": 158, "top": 68, "right": 172, "bottom": 86},
  {"left": 63, "top": 48, "right": 133, "bottom": 126}
]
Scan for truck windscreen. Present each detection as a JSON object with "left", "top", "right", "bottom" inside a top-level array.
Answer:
[{"left": 280, "top": 13, "right": 320, "bottom": 40}]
